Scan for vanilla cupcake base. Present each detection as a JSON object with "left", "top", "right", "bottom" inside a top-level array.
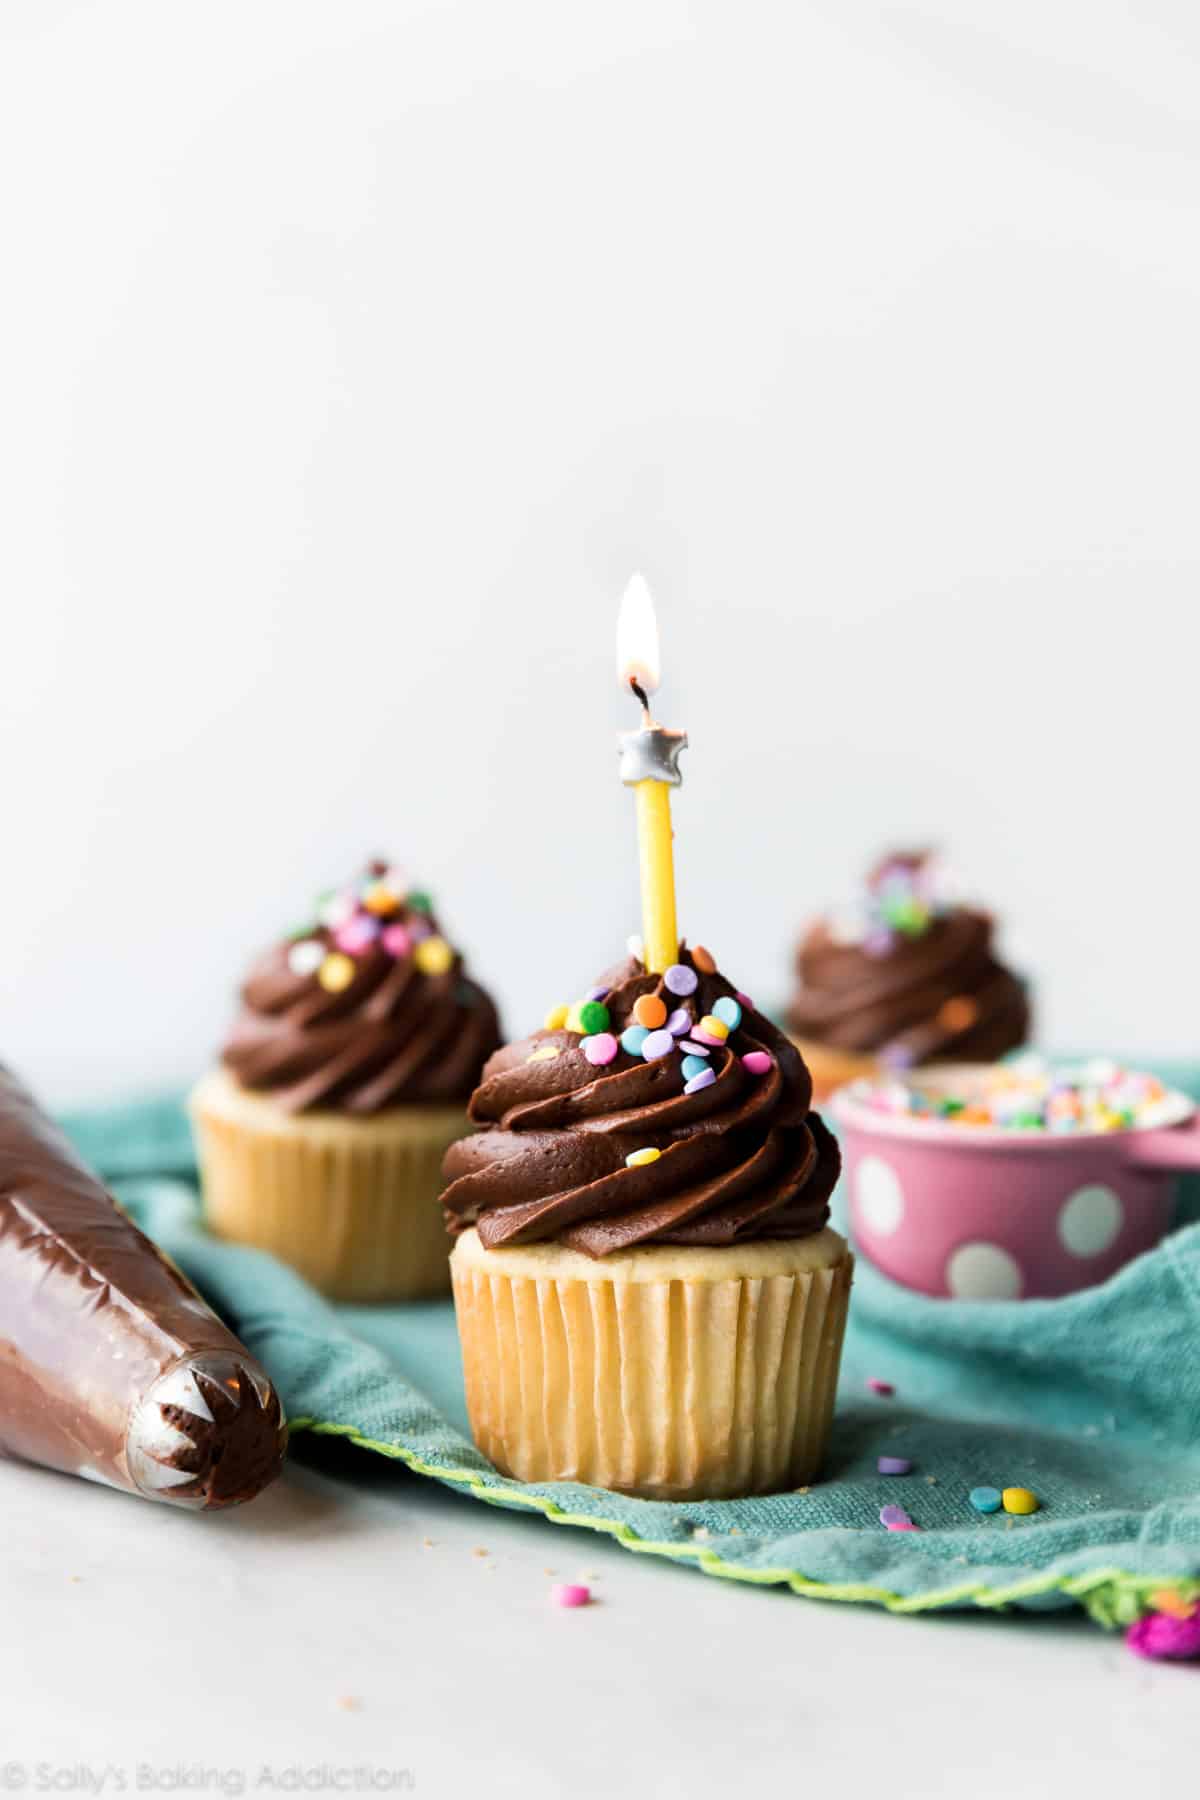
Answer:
[
  {"left": 450, "top": 1226, "right": 853, "bottom": 1500},
  {"left": 190, "top": 1069, "right": 469, "bottom": 1303},
  {"left": 790, "top": 1036, "right": 883, "bottom": 1104}
]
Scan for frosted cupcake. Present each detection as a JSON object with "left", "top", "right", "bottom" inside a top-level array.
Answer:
[
  {"left": 192, "top": 859, "right": 501, "bottom": 1302},
  {"left": 442, "top": 943, "right": 851, "bottom": 1499},
  {"left": 787, "top": 851, "right": 1030, "bottom": 1102}
]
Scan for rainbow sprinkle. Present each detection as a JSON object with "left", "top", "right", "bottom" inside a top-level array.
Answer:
[{"left": 856, "top": 1058, "right": 1177, "bottom": 1134}]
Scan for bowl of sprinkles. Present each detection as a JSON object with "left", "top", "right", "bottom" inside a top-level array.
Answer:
[{"left": 832, "top": 1059, "right": 1200, "bottom": 1300}]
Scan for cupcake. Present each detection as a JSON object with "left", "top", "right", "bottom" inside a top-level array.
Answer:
[
  {"left": 191, "top": 859, "right": 501, "bottom": 1302},
  {"left": 442, "top": 944, "right": 852, "bottom": 1499},
  {"left": 787, "top": 850, "right": 1030, "bottom": 1102}
]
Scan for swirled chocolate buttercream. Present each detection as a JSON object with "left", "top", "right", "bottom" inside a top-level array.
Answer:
[
  {"left": 222, "top": 859, "right": 501, "bottom": 1113},
  {"left": 787, "top": 851, "right": 1030, "bottom": 1068},
  {"left": 442, "top": 944, "right": 839, "bottom": 1257}
]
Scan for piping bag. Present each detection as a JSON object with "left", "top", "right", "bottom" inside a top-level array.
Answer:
[{"left": 0, "top": 1067, "right": 286, "bottom": 1507}]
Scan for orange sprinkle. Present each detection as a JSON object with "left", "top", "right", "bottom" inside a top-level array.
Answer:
[
  {"left": 692, "top": 945, "right": 717, "bottom": 974},
  {"left": 633, "top": 993, "right": 668, "bottom": 1029},
  {"left": 1150, "top": 1588, "right": 1198, "bottom": 1620},
  {"left": 959, "top": 1106, "right": 991, "bottom": 1125},
  {"left": 938, "top": 995, "right": 979, "bottom": 1033}
]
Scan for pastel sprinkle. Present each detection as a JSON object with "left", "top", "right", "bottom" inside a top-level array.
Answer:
[
  {"left": 406, "top": 890, "right": 433, "bottom": 914},
  {"left": 582, "top": 1032, "right": 619, "bottom": 1067},
  {"left": 1126, "top": 1609, "right": 1200, "bottom": 1661},
  {"left": 577, "top": 1000, "right": 611, "bottom": 1035},
  {"left": 288, "top": 940, "right": 325, "bottom": 977},
  {"left": 527, "top": 1046, "right": 560, "bottom": 1063},
  {"left": 969, "top": 1486, "right": 1002, "bottom": 1515},
  {"left": 690, "top": 1027, "right": 726, "bottom": 1049},
  {"left": 663, "top": 964, "right": 698, "bottom": 997},
  {"left": 381, "top": 923, "right": 412, "bottom": 959},
  {"left": 633, "top": 994, "right": 668, "bottom": 1030},
  {"left": 318, "top": 891, "right": 357, "bottom": 930},
  {"left": 620, "top": 1025, "right": 650, "bottom": 1056},
  {"left": 691, "top": 945, "right": 717, "bottom": 974},
  {"left": 867, "top": 1379, "right": 894, "bottom": 1396},
  {"left": 318, "top": 952, "right": 356, "bottom": 993},
  {"left": 879, "top": 1505, "right": 910, "bottom": 1528},
  {"left": 544, "top": 1004, "right": 570, "bottom": 1031},
  {"left": 362, "top": 881, "right": 399, "bottom": 916},
  {"left": 697, "top": 1015, "right": 729, "bottom": 1042},
  {"left": 408, "top": 916, "right": 434, "bottom": 942},
  {"left": 684, "top": 1069, "right": 717, "bottom": 1095},
  {"left": 334, "top": 916, "right": 380, "bottom": 955},
  {"left": 736, "top": 992, "right": 755, "bottom": 1011},
  {"left": 551, "top": 1583, "right": 591, "bottom": 1609},
  {"left": 862, "top": 1057, "right": 1176, "bottom": 1135},
  {"left": 414, "top": 936, "right": 454, "bottom": 976},
  {"left": 878, "top": 1456, "right": 912, "bottom": 1476},
  {"left": 1002, "top": 1487, "right": 1040, "bottom": 1516},
  {"left": 641, "top": 1029, "right": 676, "bottom": 1061},
  {"left": 565, "top": 1004, "right": 584, "bottom": 1033},
  {"left": 712, "top": 996, "right": 742, "bottom": 1030},
  {"left": 625, "top": 1147, "right": 661, "bottom": 1168},
  {"left": 679, "top": 1039, "right": 711, "bottom": 1058},
  {"left": 1150, "top": 1589, "right": 1200, "bottom": 1620},
  {"left": 886, "top": 1521, "right": 920, "bottom": 1533},
  {"left": 681, "top": 1055, "right": 710, "bottom": 1081},
  {"left": 665, "top": 1007, "right": 692, "bottom": 1036},
  {"left": 742, "top": 1051, "right": 772, "bottom": 1077},
  {"left": 586, "top": 985, "right": 610, "bottom": 1003}
]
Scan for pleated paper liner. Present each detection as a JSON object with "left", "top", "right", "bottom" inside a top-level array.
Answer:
[
  {"left": 190, "top": 1068, "right": 469, "bottom": 1302},
  {"left": 451, "top": 1226, "right": 853, "bottom": 1500}
]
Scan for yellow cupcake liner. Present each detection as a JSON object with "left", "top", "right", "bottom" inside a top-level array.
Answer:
[
  {"left": 450, "top": 1227, "right": 853, "bottom": 1500},
  {"left": 190, "top": 1068, "right": 469, "bottom": 1303}
]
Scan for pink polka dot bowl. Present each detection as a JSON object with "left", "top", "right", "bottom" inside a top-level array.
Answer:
[{"left": 831, "top": 1066, "right": 1200, "bottom": 1300}]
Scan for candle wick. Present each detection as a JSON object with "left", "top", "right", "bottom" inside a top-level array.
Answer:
[{"left": 629, "top": 677, "right": 655, "bottom": 726}]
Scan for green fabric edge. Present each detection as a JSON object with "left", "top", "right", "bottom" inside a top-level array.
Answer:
[{"left": 288, "top": 1416, "right": 1200, "bottom": 1629}]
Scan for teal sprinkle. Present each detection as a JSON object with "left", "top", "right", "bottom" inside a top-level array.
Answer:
[
  {"left": 407, "top": 891, "right": 434, "bottom": 914},
  {"left": 621, "top": 1026, "right": 649, "bottom": 1056}
]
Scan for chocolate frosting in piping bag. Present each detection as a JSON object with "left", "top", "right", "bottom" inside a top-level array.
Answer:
[
  {"left": 442, "top": 947, "right": 840, "bottom": 1258},
  {"left": 0, "top": 1068, "right": 286, "bottom": 1508}
]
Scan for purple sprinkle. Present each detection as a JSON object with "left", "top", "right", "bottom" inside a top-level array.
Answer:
[
  {"left": 879, "top": 1505, "right": 910, "bottom": 1528},
  {"left": 678, "top": 1039, "right": 711, "bottom": 1058},
  {"left": 736, "top": 991, "right": 755, "bottom": 1011},
  {"left": 665, "top": 1007, "right": 691, "bottom": 1037},
  {"left": 641, "top": 1029, "right": 676, "bottom": 1061},
  {"left": 878, "top": 1456, "right": 913, "bottom": 1477},
  {"left": 585, "top": 985, "right": 610, "bottom": 1003},
  {"left": 663, "top": 963, "right": 698, "bottom": 997},
  {"left": 863, "top": 927, "right": 895, "bottom": 959},
  {"left": 879, "top": 1043, "right": 915, "bottom": 1072},
  {"left": 684, "top": 1069, "right": 717, "bottom": 1095}
]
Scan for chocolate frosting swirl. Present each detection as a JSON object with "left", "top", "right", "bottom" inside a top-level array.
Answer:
[
  {"left": 787, "top": 852, "right": 1030, "bottom": 1067},
  {"left": 442, "top": 946, "right": 840, "bottom": 1258},
  {"left": 222, "top": 861, "right": 501, "bottom": 1114}
]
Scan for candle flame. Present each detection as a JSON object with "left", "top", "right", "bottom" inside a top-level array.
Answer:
[{"left": 616, "top": 572, "right": 661, "bottom": 696}]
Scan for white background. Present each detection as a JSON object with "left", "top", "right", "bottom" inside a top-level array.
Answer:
[{"left": 3, "top": 0, "right": 1200, "bottom": 1106}]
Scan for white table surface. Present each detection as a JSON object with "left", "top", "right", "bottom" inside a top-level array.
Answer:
[{"left": 2, "top": 1443, "right": 1195, "bottom": 1796}]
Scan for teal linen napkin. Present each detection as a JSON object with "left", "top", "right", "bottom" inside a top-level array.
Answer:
[{"left": 58, "top": 1071, "right": 1200, "bottom": 1629}]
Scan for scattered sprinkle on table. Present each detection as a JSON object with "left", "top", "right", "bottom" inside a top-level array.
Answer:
[
  {"left": 1126, "top": 1605, "right": 1200, "bottom": 1662},
  {"left": 1002, "top": 1486, "right": 1040, "bottom": 1515},
  {"left": 552, "top": 1583, "right": 591, "bottom": 1608},
  {"left": 867, "top": 1378, "right": 895, "bottom": 1396},
  {"left": 335, "top": 1696, "right": 362, "bottom": 1713},
  {"left": 879, "top": 1504, "right": 912, "bottom": 1529},
  {"left": 878, "top": 1456, "right": 913, "bottom": 1476},
  {"left": 969, "top": 1486, "right": 1003, "bottom": 1514}
]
